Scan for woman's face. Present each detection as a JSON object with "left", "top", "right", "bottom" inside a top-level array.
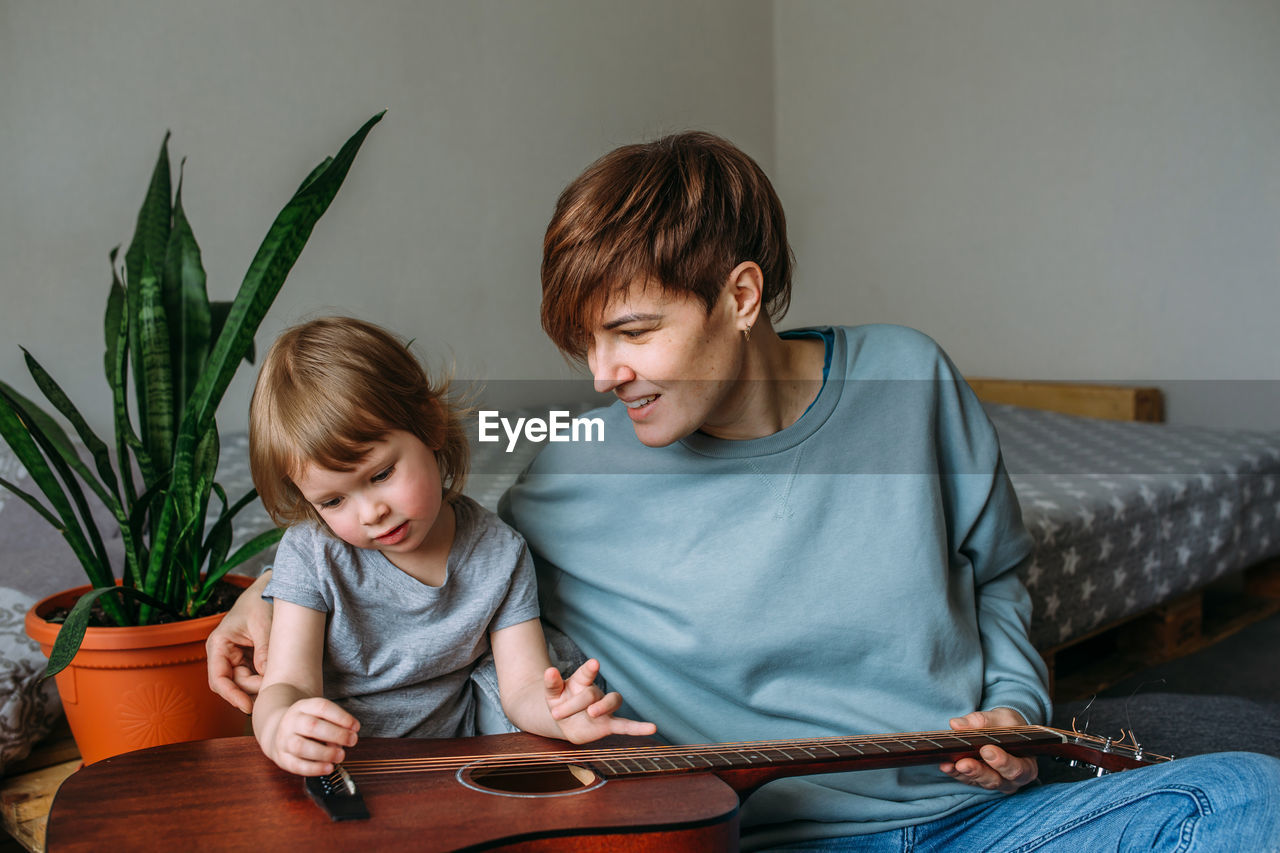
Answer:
[{"left": 586, "top": 282, "right": 746, "bottom": 447}]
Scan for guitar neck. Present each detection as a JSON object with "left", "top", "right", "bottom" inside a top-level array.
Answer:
[{"left": 574, "top": 726, "right": 1163, "bottom": 795}]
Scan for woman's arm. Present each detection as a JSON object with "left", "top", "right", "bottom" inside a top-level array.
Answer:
[
  {"left": 490, "top": 619, "right": 655, "bottom": 743},
  {"left": 206, "top": 570, "right": 274, "bottom": 713},
  {"left": 252, "top": 599, "right": 359, "bottom": 776}
]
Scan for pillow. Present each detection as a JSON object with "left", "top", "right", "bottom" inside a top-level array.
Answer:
[{"left": 0, "top": 586, "right": 62, "bottom": 775}]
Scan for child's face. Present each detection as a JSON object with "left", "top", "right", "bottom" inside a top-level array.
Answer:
[{"left": 292, "top": 430, "right": 447, "bottom": 566}]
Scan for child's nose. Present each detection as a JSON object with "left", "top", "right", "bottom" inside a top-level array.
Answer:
[{"left": 359, "top": 496, "right": 388, "bottom": 525}]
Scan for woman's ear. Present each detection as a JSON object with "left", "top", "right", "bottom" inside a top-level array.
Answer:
[{"left": 725, "top": 261, "right": 764, "bottom": 331}]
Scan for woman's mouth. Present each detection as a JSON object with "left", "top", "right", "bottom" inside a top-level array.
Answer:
[
  {"left": 623, "top": 394, "right": 658, "bottom": 411},
  {"left": 375, "top": 522, "right": 409, "bottom": 545}
]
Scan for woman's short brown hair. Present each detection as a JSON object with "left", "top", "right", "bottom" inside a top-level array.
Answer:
[
  {"left": 249, "top": 316, "right": 470, "bottom": 527},
  {"left": 540, "top": 131, "right": 794, "bottom": 360}
]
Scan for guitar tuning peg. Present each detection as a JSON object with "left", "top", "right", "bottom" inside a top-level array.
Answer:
[
  {"left": 1134, "top": 745, "right": 1144, "bottom": 760},
  {"left": 1094, "top": 766, "right": 1109, "bottom": 778}
]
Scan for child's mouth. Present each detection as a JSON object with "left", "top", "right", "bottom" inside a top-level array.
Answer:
[{"left": 375, "top": 522, "right": 409, "bottom": 545}]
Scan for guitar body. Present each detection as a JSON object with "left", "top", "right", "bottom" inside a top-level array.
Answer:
[{"left": 46, "top": 733, "right": 741, "bottom": 852}]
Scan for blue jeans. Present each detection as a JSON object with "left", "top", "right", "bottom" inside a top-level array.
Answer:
[{"left": 765, "top": 752, "right": 1280, "bottom": 852}]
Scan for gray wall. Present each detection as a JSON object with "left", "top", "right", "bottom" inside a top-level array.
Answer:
[
  {"left": 0, "top": 0, "right": 774, "bottom": 435},
  {"left": 775, "top": 0, "right": 1280, "bottom": 427},
  {"left": 3, "top": 1, "right": 1277, "bottom": 432}
]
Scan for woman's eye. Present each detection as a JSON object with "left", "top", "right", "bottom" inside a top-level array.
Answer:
[
  {"left": 372, "top": 466, "right": 394, "bottom": 483},
  {"left": 620, "top": 329, "right": 650, "bottom": 340}
]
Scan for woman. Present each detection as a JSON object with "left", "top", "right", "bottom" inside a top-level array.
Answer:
[{"left": 210, "top": 131, "right": 1280, "bottom": 851}]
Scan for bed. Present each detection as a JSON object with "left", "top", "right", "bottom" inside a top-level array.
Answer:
[{"left": 969, "top": 380, "right": 1280, "bottom": 696}]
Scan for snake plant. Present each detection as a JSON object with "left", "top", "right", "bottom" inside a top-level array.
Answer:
[{"left": 0, "top": 111, "right": 384, "bottom": 677}]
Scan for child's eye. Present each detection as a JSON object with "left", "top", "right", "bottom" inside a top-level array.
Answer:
[
  {"left": 318, "top": 497, "right": 342, "bottom": 510},
  {"left": 371, "top": 466, "right": 394, "bottom": 483}
]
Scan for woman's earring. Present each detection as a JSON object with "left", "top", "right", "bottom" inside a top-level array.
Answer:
[{"left": 743, "top": 324, "right": 752, "bottom": 342}]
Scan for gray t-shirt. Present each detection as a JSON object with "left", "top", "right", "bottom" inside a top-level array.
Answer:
[{"left": 263, "top": 495, "right": 540, "bottom": 738}]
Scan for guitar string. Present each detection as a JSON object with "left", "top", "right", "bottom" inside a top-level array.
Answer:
[
  {"left": 339, "top": 726, "right": 1044, "bottom": 770},
  {"left": 339, "top": 726, "right": 1060, "bottom": 773},
  {"left": 338, "top": 726, "right": 1086, "bottom": 776},
  {"left": 339, "top": 727, "right": 1162, "bottom": 780}
]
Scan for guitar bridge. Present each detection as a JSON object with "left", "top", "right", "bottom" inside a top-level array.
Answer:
[{"left": 304, "top": 765, "right": 370, "bottom": 821}]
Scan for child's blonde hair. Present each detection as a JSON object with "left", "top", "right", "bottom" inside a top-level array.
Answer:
[{"left": 249, "top": 316, "right": 470, "bottom": 527}]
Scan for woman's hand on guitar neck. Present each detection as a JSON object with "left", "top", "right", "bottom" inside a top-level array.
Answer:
[{"left": 938, "top": 708, "right": 1039, "bottom": 794}]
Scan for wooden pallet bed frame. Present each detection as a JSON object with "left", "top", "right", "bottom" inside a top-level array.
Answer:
[{"left": 968, "top": 378, "right": 1280, "bottom": 699}]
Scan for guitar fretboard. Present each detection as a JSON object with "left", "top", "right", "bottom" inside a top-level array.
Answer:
[{"left": 586, "top": 728, "right": 1062, "bottom": 777}]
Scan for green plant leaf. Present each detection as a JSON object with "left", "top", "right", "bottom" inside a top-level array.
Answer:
[
  {"left": 0, "top": 476, "right": 62, "bottom": 528},
  {"left": 0, "top": 389, "right": 114, "bottom": 574},
  {"left": 208, "top": 301, "right": 255, "bottom": 366},
  {"left": 40, "top": 585, "right": 179, "bottom": 679},
  {"left": 163, "top": 166, "right": 212, "bottom": 413},
  {"left": 124, "top": 134, "right": 174, "bottom": 460},
  {"left": 0, "top": 381, "right": 79, "bottom": 474},
  {"left": 200, "top": 485, "right": 256, "bottom": 565},
  {"left": 137, "top": 255, "right": 175, "bottom": 471},
  {"left": 181, "top": 110, "right": 384, "bottom": 442},
  {"left": 124, "top": 133, "right": 173, "bottom": 295},
  {"left": 2, "top": 375, "right": 122, "bottom": 540},
  {"left": 20, "top": 350, "right": 121, "bottom": 508},
  {"left": 0, "top": 390, "right": 125, "bottom": 624},
  {"left": 104, "top": 248, "right": 124, "bottom": 386},
  {"left": 201, "top": 526, "right": 283, "bottom": 598},
  {"left": 148, "top": 112, "right": 383, "bottom": 610},
  {"left": 201, "top": 483, "right": 233, "bottom": 585},
  {"left": 295, "top": 156, "right": 332, "bottom": 194},
  {"left": 106, "top": 254, "right": 145, "bottom": 505}
]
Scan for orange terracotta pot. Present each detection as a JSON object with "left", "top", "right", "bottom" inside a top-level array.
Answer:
[{"left": 24, "top": 575, "right": 252, "bottom": 765}]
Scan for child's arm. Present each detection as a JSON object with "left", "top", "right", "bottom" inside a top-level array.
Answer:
[
  {"left": 490, "top": 618, "right": 656, "bottom": 743},
  {"left": 252, "top": 599, "right": 360, "bottom": 776}
]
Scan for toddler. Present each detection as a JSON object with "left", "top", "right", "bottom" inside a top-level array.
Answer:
[{"left": 248, "top": 316, "right": 653, "bottom": 776}]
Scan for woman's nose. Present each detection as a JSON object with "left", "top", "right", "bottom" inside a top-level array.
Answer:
[{"left": 590, "top": 346, "right": 635, "bottom": 394}]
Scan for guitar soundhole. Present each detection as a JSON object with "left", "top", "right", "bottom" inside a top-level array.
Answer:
[{"left": 458, "top": 762, "right": 605, "bottom": 798}]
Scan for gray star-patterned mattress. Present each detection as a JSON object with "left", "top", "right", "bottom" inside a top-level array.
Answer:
[{"left": 987, "top": 403, "right": 1280, "bottom": 650}]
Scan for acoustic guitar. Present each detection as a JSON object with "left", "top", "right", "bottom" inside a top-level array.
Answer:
[{"left": 47, "top": 725, "right": 1168, "bottom": 852}]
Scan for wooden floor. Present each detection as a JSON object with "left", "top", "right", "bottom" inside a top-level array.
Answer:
[{"left": 1, "top": 723, "right": 79, "bottom": 853}]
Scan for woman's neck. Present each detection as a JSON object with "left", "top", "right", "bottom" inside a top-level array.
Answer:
[{"left": 699, "top": 322, "right": 826, "bottom": 441}]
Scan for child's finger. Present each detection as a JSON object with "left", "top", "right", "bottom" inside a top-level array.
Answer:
[
  {"left": 566, "top": 658, "right": 601, "bottom": 687},
  {"left": 608, "top": 717, "right": 658, "bottom": 737},
  {"left": 295, "top": 697, "right": 361, "bottom": 733},
  {"left": 279, "top": 741, "right": 343, "bottom": 777},
  {"left": 587, "top": 691, "right": 624, "bottom": 717},
  {"left": 543, "top": 666, "right": 566, "bottom": 696},
  {"left": 550, "top": 688, "right": 600, "bottom": 720}
]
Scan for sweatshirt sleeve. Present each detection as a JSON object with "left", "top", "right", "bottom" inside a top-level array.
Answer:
[
  {"left": 934, "top": 357, "right": 1051, "bottom": 726},
  {"left": 965, "top": 458, "right": 1051, "bottom": 725}
]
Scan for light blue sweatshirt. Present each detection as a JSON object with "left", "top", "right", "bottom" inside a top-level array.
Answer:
[{"left": 500, "top": 324, "right": 1050, "bottom": 848}]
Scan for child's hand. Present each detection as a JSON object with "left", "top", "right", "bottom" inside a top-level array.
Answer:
[
  {"left": 263, "top": 696, "right": 360, "bottom": 776},
  {"left": 544, "top": 658, "right": 657, "bottom": 744}
]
